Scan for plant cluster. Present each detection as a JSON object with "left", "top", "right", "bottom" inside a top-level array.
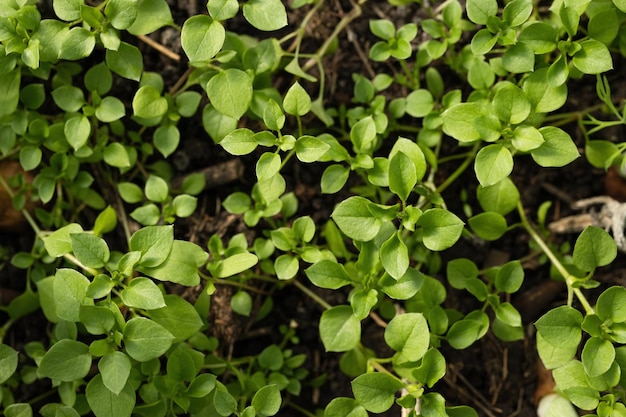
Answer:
[{"left": 1, "top": 0, "right": 626, "bottom": 416}]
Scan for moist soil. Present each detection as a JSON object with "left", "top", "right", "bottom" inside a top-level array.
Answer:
[{"left": 2, "top": 1, "right": 626, "bottom": 416}]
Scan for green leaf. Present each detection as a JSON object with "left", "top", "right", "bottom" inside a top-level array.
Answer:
[
  {"left": 466, "top": 0, "right": 498, "bottom": 24},
  {"left": 167, "top": 346, "right": 204, "bottom": 385},
  {"left": 147, "top": 294, "right": 204, "bottom": 343},
  {"left": 52, "top": 85, "right": 85, "bottom": 113},
  {"left": 207, "top": 69, "right": 253, "bottom": 119},
  {"left": 502, "top": 41, "right": 535, "bottom": 73},
  {"left": 274, "top": 254, "right": 299, "bottom": 280},
  {"left": 351, "top": 373, "right": 403, "bottom": 413},
  {"left": 324, "top": 398, "right": 368, "bottom": 417},
  {"left": 181, "top": 15, "right": 225, "bottom": 63},
  {"left": 105, "top": 0, "right": 138, "bottom": 30},
  {"left": 103, "top": 143, "right": 131, "bottom": 168},
  {"left": 4, "top": 404, "right": 32, "bottom": 417},
  {"left": 54, "top": 0, "right": 82, "bottom": 21},
  {"left": 321, "top": 164, "right": 349, "bottom": 194},
  {"left": 144, "top": 175, "right": 169, "bottom": 203},
  {"left": 127, "top": 0, "right": 173, "bottom": 35},
  {"left": 471, "top": 29, "right": 497, "bottom": 55},
  {"left": 305, "top": 260, "right": 352, "bottom": 289},
  {"left": 133, "top": 85, "right": 167, "bottom": 119},
  {"left": 492, "top": 82, "right": 531, "bottom": 124},
  {"left": 19, "top": 146, "right": 42, "bottom": 171},
  {"left": 495, "top": 261, "right": 524, "bottom": 294},
  {"left": 502, "top": 0, "right": 532, "bottom": 27},
  {"left": 468, "top": 211, "right": 507, "bottom": 240},
  {"left": 413, "top": 348, "right": 446, "bottom": 387},
  {"left": 585, "top": 140, "right": 620, "bottom": 169},
  {"left": 231, "top": 291, "right": 253, "bottom": 316},
  {"left": 70, "top": 233, "right": 110, "bottom": 268},
  {"left": 384, "top": 313, "right": 429, "bottom": 361},
  {"left": 406, "top": 89, "right": 434, "bottom": 118},
  {"left": 220, "top": 128, "right": 258, "bottom": 155},
  {"left": 105, "top": 42, "right": 143, "bottom": 81},
  {"left": 53, "top": 268, "right": 94, "bottom": 322},
  {"left": 187, "top": 373, "right": 217, "bottom": 398},
  {"left": 252, "top": 384, "right": 282, "bottom": 417},
  {"left": 283, "top": 82, "right": 311, "bottom": 116},
  {"left": 79, "top": 305, "right": 115, "bottom": 334},
  {"left": 512, "top": 125, "right": 544, "bottom": 152},
  {"left": 380, "top": 232, "right": 409, "bottom": 279},
  {"left": 129, "top": 226, "right": 173, "bottom": 269},
  {"left": 0, "top": 344, "right": 18, "bottom": 384},
  {"left": 64, "top": 115, "right": 90, "bottom": 151},
  {"left": 582, "top": 336, "right": 615, "bottom": 377},
  {"left": 263, "top": 98, "right": 285, "bottom": 131},
  {"left": 99, "top": 352, "right": 131, "bottom": 395},
  {"left": 86, "top": 374, "right": 135, "bottom": 417},
  {"left": 138, "top": 240, "right": 208, "bottom": 285},
  {"left": 96, "top": 96, "right": 126, "bottom": 123},
  {"left": 331, "top": 196, "right": 382, "bottom": 242},
  {"left": 572, "top": 226, "right": 617, "bottom": 271},
  {"left": 43, "top": 223, "right": 84, "bottom": 257},
  {"left": 256, "top": 152, "right": 281, "bottom": 180},
  {"left": 153, "top": 124, "right": 180, "bottom": 158},
  {"left": 572, "top": 40, "right": 613, "bottom": 74},
  {"left": 123, "top": 317, "right": 174, "bottom": 362},
  {"left": 596, "top": 286, "right": 626, "bottom": 323},
  {"left": 0, "top": 69, "right": 20, "bottom": 118},
  {"left": 441, "top": 102, "right": 484, "bottom": 142},
  {"left": 213, "top": 252, "right": 258, "bottom": 278},
  {"left": 320, "top": 305, "right": 361, "bottom": 352},
  {"left": 59, "top": 27, "right": 95, "bottom": 60},
  {"left": 389, "top": 137, "right": 427, "bottom": 181},
  {"left": 388, "top": 152, "right": 416, "bottom": 202},
  {"left": 476, "top": 178, "right": 519, "bottom": 215},
  {"left": 120, "top": 277, "right": 166, "bottom": 310},
  {"left": 417, "top": 208, "right": 464, "bottom": 251},
  {"left": 518, "top": 22, "right": 557, "bottom": 54},
  {"left": 118, "top": 182, "right": 144, "bottom": 204},
  {"left": 535, "top": 306, "right": 582, "bottom": 368},
  {"left": 39, "top": 339, "right": 91, "bottom": 381},
  {"left": 474, "top": 143, "right": 513, "bottom": 187},
  {"left": 446, "top": 313, "right": 488, "bottom": 349},
  {"left": 208, "top": 0, "right": 239, "bottom": 20},
  {"left": 350, "top": 116, "right": 377, "bottom": 154},
  {"left": 369, "top": 19, "right": 395, "bottom": 40},
  {"left": 446, "top": 258, "right": 477, "bottom": 290},
  {"left": 552, "top": 361, "right": 600, "bottom": 410},
  {"left": 531, "top": 126, "right": 579, "bottom": 167},
  {"left": 295, "top": 135, "right": 330, "bottom": 163},
  {"left": 242, "top": 0, "right": 288, "bottom": 31},
  {"left": 172, "top": 194, "right": 197, "bottom": 217}
]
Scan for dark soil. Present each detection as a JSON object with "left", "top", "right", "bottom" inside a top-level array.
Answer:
[{"left": 2, "top": 1, "right": 626, "bottom": 416}]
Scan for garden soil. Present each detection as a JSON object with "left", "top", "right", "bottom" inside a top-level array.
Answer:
[{"left": 2, "top": 1, "right": 626, "bottom": 416}]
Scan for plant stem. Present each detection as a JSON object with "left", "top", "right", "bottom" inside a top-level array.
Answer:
[
  {"left": 302, "top": 1, "right": 363, "bottom": 72},
  {"left": 435, "top": 143, "right": 479, "bottom": 195},
  {"left": 0, "top": 174, "right": 42, "bottom": 236},
  {"left": 286, "top": 401, "right": 319, "bottom": 417},
  {"left": 292, "top": 279, "right": 332, "bottom": 310},
  {"left": 516, "top": 202, "right": 595, "bottom": 315}
]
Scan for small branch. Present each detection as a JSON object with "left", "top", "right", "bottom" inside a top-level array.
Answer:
[
  {"left": 292, "top": 279, "right": 332, "bottom": 310},
  {"left": 137, "top": 35, "right": 180, "bottom": 61}
]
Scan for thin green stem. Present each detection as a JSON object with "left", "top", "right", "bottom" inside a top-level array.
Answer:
[
  {"left": 302, "top": 2, "right": 363, "bottom": 72},
  {"left": 517, "top": 202, "right": 595, "bottom": 315},
  {"left": 292, "top": 279, "right": 332, "bottom": 310},
  {"left": 286, "top": 401, "right": 319, "bottom": 417},
  {"left": 0, "top": 174, "right": 42, "bottom": 236},
  {"left": 435, "top": 143, "right": 479, "bottom": 196}
]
